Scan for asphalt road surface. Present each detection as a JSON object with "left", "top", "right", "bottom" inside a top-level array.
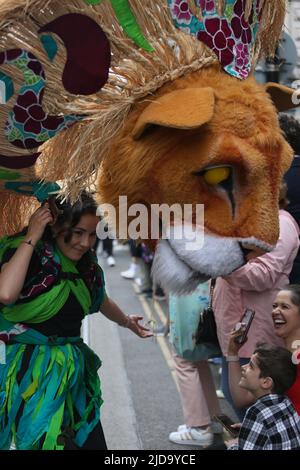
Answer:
[{"left": 87, "top": 243, "right": 236, "bottom": 451}]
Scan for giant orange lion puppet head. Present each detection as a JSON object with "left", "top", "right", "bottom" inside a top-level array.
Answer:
[{"left": 0, "top": 0, "right": 298, "bottom": 292}]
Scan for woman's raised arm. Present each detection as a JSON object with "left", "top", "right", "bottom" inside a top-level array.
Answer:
[{"left": 0, "top": 204, "right": 53, "bottom": 305}]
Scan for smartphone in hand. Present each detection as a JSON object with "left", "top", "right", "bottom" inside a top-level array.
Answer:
[
  {"left": 234, "top": 308, "right": 255, "bottom": 345},
  {"left": 214, "top": 414, "right": 240, "bottom": 438}
]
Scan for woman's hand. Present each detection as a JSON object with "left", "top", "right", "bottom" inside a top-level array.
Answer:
[
  {"left": 100, "top": 297, "right": 153, "bottom": 338},
  {"left": 126, "top": 315, "right": 153, "bottom": 338},
  {"left": 0, "top": 203, "right": 53, "bottom": 304},
  {"left": 26, "top": 204, "right": 54, "bottom": 245}
]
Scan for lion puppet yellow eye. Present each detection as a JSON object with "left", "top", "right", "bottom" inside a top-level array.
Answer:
[{"left": 203, "top": 166, "right": 231, "bottom": 186}]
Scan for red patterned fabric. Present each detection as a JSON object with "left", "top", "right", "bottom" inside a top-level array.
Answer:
[{"left": 287, "top": 363, "right": 300, "bottom": 416}]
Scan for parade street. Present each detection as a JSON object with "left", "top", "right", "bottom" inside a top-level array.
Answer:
[{"left": 88, "top": 243, "right": 235, "bottom": 451}]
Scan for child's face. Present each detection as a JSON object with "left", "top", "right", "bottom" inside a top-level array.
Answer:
[{"left": 239, "top": 353, "right": 267, "bottom": 395}]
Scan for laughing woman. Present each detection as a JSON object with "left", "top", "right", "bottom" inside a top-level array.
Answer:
[
  {"left": 226, "top": 284, "right": 300, "bottom": 416},
  {"left": 0, "top": 192, "right": 152, "bottom": 450}
]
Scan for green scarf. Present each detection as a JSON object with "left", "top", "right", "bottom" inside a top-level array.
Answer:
[{"left": 0, "top": 237, "right": 92, "bottom": 324}]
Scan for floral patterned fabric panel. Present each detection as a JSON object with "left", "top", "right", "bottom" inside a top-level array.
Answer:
[
  {"left": 0, "top": 50, "right": 80, "bottom": 152},
  {"left": 0, "top": 13, "right": 111, "bottom": 196},
  {"left": 168, "top": 0, "right": 263, "bottom": 79}
]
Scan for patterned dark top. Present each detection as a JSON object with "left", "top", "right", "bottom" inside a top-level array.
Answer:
[{"left": 229, "top": 394, "right": 300, "bottom": 450}]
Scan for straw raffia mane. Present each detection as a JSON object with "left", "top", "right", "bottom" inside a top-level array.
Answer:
[{"left": 0, "top": 0, "right": 286, "bottom": 202}]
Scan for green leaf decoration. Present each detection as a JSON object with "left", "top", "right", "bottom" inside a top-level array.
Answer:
[
  {"left": 0, "top": 168, "right": 21, "bottom": 181},
  {"left": 24, "top": 72, "right": 41, "bottom": 86},
  {"left": 84, "top": 0, "right": 154, "bottom": 52},
  {"left": 224, "top": 4, "right": 234, "bottom": 20},
  {"left": 15, "top": 58, "right": 28, "bottom": 69},
  {"left": 7, "top": 127, "right": 23, "bottom": 142},
  {"left": 36, "top": 132, "right": 49, "bottom": 142}
]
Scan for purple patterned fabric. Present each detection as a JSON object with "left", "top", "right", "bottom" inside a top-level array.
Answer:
[
  {"left": 168, "top": 0, "right": 263, "bottom": 79},
  {"left": 0, "top": 14, "right": 111, "bottom": 180},
  {"left": 198, "top": 18, "right": 235, "bottom": 67},
  {"left": 0, "top": 49, "right": 80, "bottom": 152}
]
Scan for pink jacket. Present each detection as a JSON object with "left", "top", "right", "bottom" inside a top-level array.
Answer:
[{"left": 213, "top": 210, "right": 300, "bottom": 357}]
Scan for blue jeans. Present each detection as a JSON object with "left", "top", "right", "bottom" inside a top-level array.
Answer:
[{"left": 221, "top": 356, "right": 249, "bottom": 422}]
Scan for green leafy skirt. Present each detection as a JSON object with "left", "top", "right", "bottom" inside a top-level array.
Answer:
[{"left": 0, "top": 340, "right": 103, "bottom": 450}]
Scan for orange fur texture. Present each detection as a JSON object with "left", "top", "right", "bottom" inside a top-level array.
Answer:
[{"left": 97, "top": 65, "right": 293, "bottom": 247}]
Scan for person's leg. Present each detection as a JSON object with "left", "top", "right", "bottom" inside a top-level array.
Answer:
[
  {"left": 173, "top": 354, "right": 211, "bottom": 427},
  {"left": 93, "top": 237, "right": 101, "bottom": 254},
  {"left": 197, "top": 360, "right": 221, "bottom": 419},
  {"left": 138, "top": 260, "right": 153, "bottom": 293},
  {"left": 121, "top": 240, "right": 140, "bottom": 278},
  {"left": 221, "top": 357, "right": 249, "bottom": 422},
  {"left": 103, "top": 238, "right": 113, "bottom": 257},
  {"left": 169, "top": 355, "right": 214, "bottom": 446},
  {"left": 103, "top": 238, "right": 115, "bottom": 266},
  {"left": 129, "top": 240, "right": 141, "bottom": 258}
]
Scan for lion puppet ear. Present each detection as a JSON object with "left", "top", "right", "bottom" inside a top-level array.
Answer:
[
  {"left": 265, "top": 82, "right": 300, "bottom": 112},
  {"left": 132, "top": 87, "right": 215, "bottom": 140}
]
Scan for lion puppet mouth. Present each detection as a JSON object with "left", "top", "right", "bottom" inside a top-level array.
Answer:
[{"left": 151, "top": 225, "right": 272, "bottom": 294}]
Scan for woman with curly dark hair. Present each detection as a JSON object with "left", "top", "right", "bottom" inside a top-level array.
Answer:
[{"left": 0, "top": 192, "right": 151, "bottom": 450}]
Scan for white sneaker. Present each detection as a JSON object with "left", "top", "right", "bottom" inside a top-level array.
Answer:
[
  {"left": 177, "top": 424, "right": 188, "bottom": 432},
  {"left": 107, "top": 256, "right": 115, "bottom": 267},
  {"left": 169, "top": 426, "right": 213, "bottom": 447},
  {"left": 134, "top": 277, "right": 143, "bottom": 287},
  {"left": 121, "top": 264, "right": 136, "bottom": 279}
]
